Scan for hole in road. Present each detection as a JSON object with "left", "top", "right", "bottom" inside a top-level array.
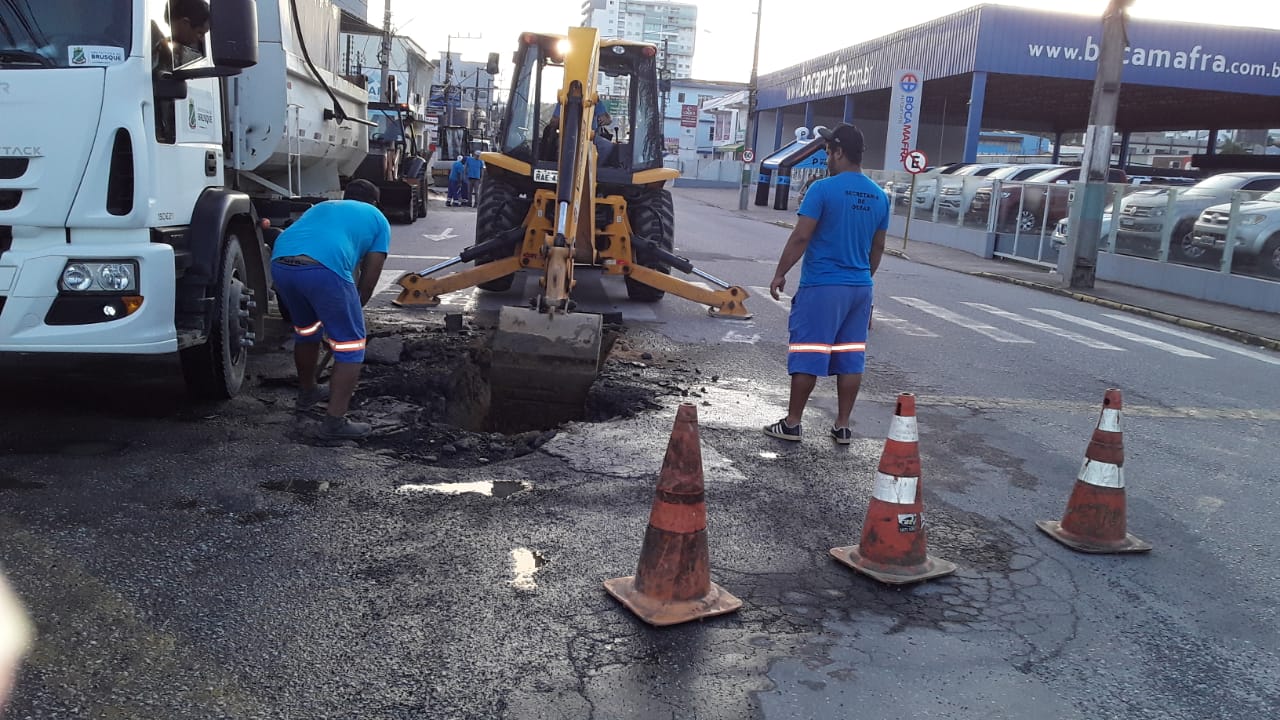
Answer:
[
  {"left": 354, "top": 322, "right": 684, "bottom": 468},
  {"left": 396, "top": 480, "right": 531, "bottom": 498}
]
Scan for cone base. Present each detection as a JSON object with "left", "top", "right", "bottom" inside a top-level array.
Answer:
[
  {"left": 603, "top": 576, "right": 742, "bottom": 627},
  {"left": 829, "top": 545, "right": 957, "bottom": 585},
  {"left": 1036, "top": 520, "right": 1152, "bottom": 554}
]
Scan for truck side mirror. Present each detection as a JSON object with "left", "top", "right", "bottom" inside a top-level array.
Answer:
[{"left": 210, "top": 0, "right": 259, "bottom": 71}]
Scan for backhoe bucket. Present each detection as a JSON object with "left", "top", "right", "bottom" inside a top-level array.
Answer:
[{"left": 489, "top": 306, "right": 604, "bottom": 427}]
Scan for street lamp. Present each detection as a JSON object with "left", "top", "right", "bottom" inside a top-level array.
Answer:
[{"left": 738, "top": 0, "right": 764, "bottom": 211}]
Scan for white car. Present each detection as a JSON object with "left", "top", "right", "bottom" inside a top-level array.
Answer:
[{"left": 913, "top": 163, "right": 1006, "bottom": 212}]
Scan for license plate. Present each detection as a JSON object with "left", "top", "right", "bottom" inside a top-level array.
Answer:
[{"left": 533, "top": 168, "right": 558, "bottom": 184}]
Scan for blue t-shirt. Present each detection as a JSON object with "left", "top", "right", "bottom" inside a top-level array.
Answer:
[
  {"left": 271, "top": 200, "right": 391, "bottom": 282},
  {"left": 449, "top": 160, "right": 465, "bottom": 182},
  {"left": 465, "top": 156, "right": 483, "bottom": 180},
  {"left": 796, "top": 171, "right": 890, "bottom": 288}
]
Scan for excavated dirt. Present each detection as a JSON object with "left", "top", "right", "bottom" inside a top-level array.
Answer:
[{"left": 256, "top": 313, "right": 705, "bottom": 469}]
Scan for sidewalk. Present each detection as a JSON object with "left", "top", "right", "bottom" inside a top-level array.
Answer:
[{"left": 677, "top": 186, "right": 1280, "bottom": 351}]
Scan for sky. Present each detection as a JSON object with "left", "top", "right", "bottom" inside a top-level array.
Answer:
[{"left": 385, "top": 0, "right": 1280, "bottom": 84}]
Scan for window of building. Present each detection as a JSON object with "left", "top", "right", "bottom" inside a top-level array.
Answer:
[{"left": 677, "top": 92, "right": 685, "bottom": 102}]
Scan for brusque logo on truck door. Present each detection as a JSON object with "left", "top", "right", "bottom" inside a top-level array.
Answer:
[{"left": 67, "top": 46, "right": 126, "bottom": 67}]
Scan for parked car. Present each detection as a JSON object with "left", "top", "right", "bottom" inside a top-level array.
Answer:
[
  {"left": 884, "top": 162, "right": 966, "bottom": 206},
  {"left": 1114, "top": 172, "right": 1280, "bottom": 260},
  {"left": 1189, "top": 189, "right": 1280, "bottom": 277},
  {"left": 992, "top": 166, "right": 1128, "bottom": 233},
  {"left": 912, "top": 163, "right": 1006, "bottom": 212},
  {"left": 963, "top": 164, "right": 1065, "bottom": 225}
]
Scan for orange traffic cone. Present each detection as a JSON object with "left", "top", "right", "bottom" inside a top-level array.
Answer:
[
  {"left": 604, "top": 403, "right": 742, "bottom": 626},
  {"left": 1037, "top": 389, "right": 1151, "bottom": 554},
  {"left": 830, "top": 393, "right": 957, "bottom": 584}
]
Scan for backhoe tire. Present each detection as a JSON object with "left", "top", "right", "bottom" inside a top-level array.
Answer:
[
  {"left": 625, "top": 188, "right": 675, "bottom": 303},
  {"left": 476, "top": 174, "right": 531, "bottom": 292},
  {"left": 181, "top": 233, "right": 254, "bottom": 400}
]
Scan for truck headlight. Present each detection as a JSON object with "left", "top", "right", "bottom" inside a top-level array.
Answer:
[
  {"left": 1149, "top": 208, "right": 1165, "bottom": 217},
  {"left": 1241, "top": 214, "right": 1266, "bottom": 225},
  {"left": 1000, "top": 192, "right": 1011, "bottom": 198},
  {"left": 59, "top": 260, "right": 139, "bottom": 292},
  {"left": 61, "top": 264, "right": 95, "bottom": 292}
]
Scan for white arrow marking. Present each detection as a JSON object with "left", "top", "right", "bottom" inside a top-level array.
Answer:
[{"left": 423, "top": 227, "right": 458, "bottom": 242}]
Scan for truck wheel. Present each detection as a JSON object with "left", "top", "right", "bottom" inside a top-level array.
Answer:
[
  {"left": 1170, "top": 219, "right": 1205, "bottom": 261},
  {"left": 1261, "top": 235, "right": 1280, "bottom": 277},
  {"left": 625, "top": 188, "right": 675, "bottom": 303},
  {"left": 476, "top": 174, "right": 531, "bottom": 292},
  {"left": 181, "top": 233, "right": 254, "bottom": 400}
]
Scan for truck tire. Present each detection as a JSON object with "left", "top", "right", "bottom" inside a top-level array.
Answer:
[
  {"left": 1170, "top": 219, "right": 1205, "bottom": 261},
  {"left": 625, "top": 188, "right": 675, "bottom": 302},
  {"left": 476, "top": 174, "right": 531, "bottom": 292},
  {"left": 1261, "top": 235, "right": 1280, "bottom": 277},
  {"left": 181, "top": 233, "right": 254, "bottom": 400}
]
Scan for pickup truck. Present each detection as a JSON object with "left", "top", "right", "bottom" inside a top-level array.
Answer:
[
  {"left": 1189, "top": 189, "right": 1280, "bottom": 277},
  {"left": 991, "top": 167, "right": 1128, "bottom": 234}
]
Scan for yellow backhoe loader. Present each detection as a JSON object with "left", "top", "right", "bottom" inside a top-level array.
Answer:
[{"left": 394, "top": 27, "right": 751, "bottom": 417}]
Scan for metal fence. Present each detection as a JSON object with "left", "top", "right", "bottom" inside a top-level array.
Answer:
[{"left": 858, "top": 169, "right": 1280, "bottom": 283}]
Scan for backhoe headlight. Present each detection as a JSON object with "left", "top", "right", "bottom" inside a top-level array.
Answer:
[{"left": 59, "top": 260, "right": 138, "bottom": 292}]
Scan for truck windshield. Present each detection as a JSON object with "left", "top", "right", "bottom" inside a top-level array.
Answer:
[{"left": 0, "top": 0, "right": 131, "bottom": 68}]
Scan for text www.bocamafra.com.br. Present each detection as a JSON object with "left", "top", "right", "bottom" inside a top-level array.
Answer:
[{"left": 1027, "top": 36, "right": 1280, "bottom": 78}]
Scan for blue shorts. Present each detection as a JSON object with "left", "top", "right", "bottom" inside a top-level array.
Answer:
[
  {"left": 271, "top": 261, "right": 367, "bottom": 363},
  {"left": 787, "top": 284, "right": 873, "bottom": 376}
]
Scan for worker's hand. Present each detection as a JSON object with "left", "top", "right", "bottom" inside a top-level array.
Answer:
[{"left": 770, "top": 274, "right": 786, "bottom": 301}]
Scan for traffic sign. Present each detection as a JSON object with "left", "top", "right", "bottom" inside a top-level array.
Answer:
[
  {"left": 904, "top": 149, "right": 929, "bottom": 174},
  {"left": 742, "top": 149, "right": 755, "bottom": 163}
]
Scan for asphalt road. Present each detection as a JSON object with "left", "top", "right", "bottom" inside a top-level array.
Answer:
[{"left": 1, "top": 187, "right": 1277, "bottom": 719}]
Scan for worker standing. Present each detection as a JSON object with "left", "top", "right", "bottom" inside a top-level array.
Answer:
[
  {"left": 465, "top": 152, "right": 484, "bottom": 207},
  {"left": 270, "top": 180, "right": 391, "bottom": 440},
  {"left": 764, "top": 124, "right": 888, "bottom": 445},
  {"left": 447, "top": 156, "right": 466, "bottom": 207}
]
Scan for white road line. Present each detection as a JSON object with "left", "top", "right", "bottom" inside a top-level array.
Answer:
[
  {"left": 892, "top": 297, "right": 1034, "bottom": 343},
  {"left": 1030, "top": 309, "right": 1214, "bottom": 358},
  {"left": 962, "top": 303, "right": 1125, "bottom": 350},
  {"left": 373, "top": 268, "right": 406, "bottom": 297},
  {"left": 749, "top": 286, "right": 791, "bottom": 312},
  {"left": 389, "top": 254, "right": 452, "bottom": 260},
  {"left": 1101, "top": 313, "right": 1280, "bottom": 366},
  {"left": 871, "top": 308, "right": 938, "bottom": 337},
  {"left": 437, "top": 288, "right": 479, "bottom": 313}
]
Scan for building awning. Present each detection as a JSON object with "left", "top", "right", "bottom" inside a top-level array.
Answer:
[{"left": 716, "top": 143, "right": 745, "bottom": 153}]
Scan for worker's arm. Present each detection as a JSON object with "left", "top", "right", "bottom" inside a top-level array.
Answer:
[
  {"left": 357, "top": 252, "right": 388, "bottom": 307},
  {"left": 870, "top": 229, "right": 887, "bottom": 276},
  {"left": 769, "top": 215, "right": 817, "bottom": 300}
]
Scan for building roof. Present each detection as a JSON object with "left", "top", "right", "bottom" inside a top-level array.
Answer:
[{"left": 757, "top": 4, "right": 1280, "bottom": 132}]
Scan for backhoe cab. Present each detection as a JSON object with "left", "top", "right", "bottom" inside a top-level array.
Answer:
[{"left": 394, "top": 27, "right": 750, "bottom": 419}]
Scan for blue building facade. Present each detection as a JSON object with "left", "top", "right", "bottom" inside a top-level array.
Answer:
[{"left": 753, "top": 4, "right": 1280, "bottom": 170}]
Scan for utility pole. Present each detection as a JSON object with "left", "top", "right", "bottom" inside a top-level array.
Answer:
[
  {"left": 378, "top": 0, "right": 393, "bottom": 103},
  {"left": 1062, "top": 0, "right": 1132, "bottom": 289},
  {"left": 659, "top": 36, "right": 670, "bottom": 120},
  {"left": 738, "top": 0, "right": 764, "bottom": 211},
  {"left": 444, "top": 33, "right": 481, "bottom": 127}
]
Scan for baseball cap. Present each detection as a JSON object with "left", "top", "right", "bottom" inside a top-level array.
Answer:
[{"left": 817, "top": 123, "right": 865, "bottom": 156}]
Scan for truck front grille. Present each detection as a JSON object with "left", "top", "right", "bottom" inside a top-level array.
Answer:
[
  {"left": 0, "top": 191, "right": 19, "bottom": 211},
  {"left": 0, "top": 158, "right": 27, "bottom": 179}
]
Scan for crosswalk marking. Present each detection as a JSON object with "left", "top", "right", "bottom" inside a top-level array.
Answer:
[
  {"left": 1030, "top": 309, "right": 1214, "bottom": 358},
  {"left": 962, "top": 303, "right": 1125, "bottom": 350},
  {"left": 1101, "top": 314, "right": 1280, "bottom": 366},
  {"left": 373, "top": 268, "right": 406, "bottom": 298},
  {"left": 871, "top": 308, "right": 938, "bottom": 337},
  {"left": 892, "top": 297, "right": 1034, "bottom": 343}
]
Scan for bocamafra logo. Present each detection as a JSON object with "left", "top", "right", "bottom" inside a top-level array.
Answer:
[
  {"left": 187, "top": 100, "right": 197, "bottom": 129},
  {"left": 71, "top": 47, "right": 86, "bottom": 65},
  {"left": 899, "top": 73, "right": 919, "bottom": 93},
  {"left": 896, "top": 73, "right": 919, "bottom": 163}
]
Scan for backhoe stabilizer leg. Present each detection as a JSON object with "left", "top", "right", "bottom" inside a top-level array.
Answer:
[
  {"left": 624, "top": 265, "right": 753, "bottom": 319},
  {"left": 393, "top": 256, "right": 525, "bottom": 307}
]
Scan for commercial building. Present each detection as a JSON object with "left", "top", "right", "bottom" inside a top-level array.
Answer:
[
  {"left": 752, "top": 4, "right": 1280, "bottom": 172},
  {"left": 581, "top": 0, "right": 698, "bottom": 95}
]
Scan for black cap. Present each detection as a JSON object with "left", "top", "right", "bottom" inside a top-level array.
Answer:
[{"left": 817, "top": 123, "right": 865, "bottom": 157}]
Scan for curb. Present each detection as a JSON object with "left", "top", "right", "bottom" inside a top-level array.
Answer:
[{"left": 971, "top": 272, "right": 1280, "bottom": 352}]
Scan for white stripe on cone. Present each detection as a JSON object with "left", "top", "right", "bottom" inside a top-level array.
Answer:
[
  {"left": 1098, "top": 408, "right": 1122, "bottom": 433},
  {"left": 887, "top": 415, "right": 918, "bottom": 443},
  {"left": 1078, "top": 458, "right": 1125, "bottom": 489},
  {"left": 872, "top": 472, "right": 919, "bottom": 504}
]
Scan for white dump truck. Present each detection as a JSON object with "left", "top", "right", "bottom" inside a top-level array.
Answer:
[{"left": 0, "top": 0, "right": 369, "bottom": 398}]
